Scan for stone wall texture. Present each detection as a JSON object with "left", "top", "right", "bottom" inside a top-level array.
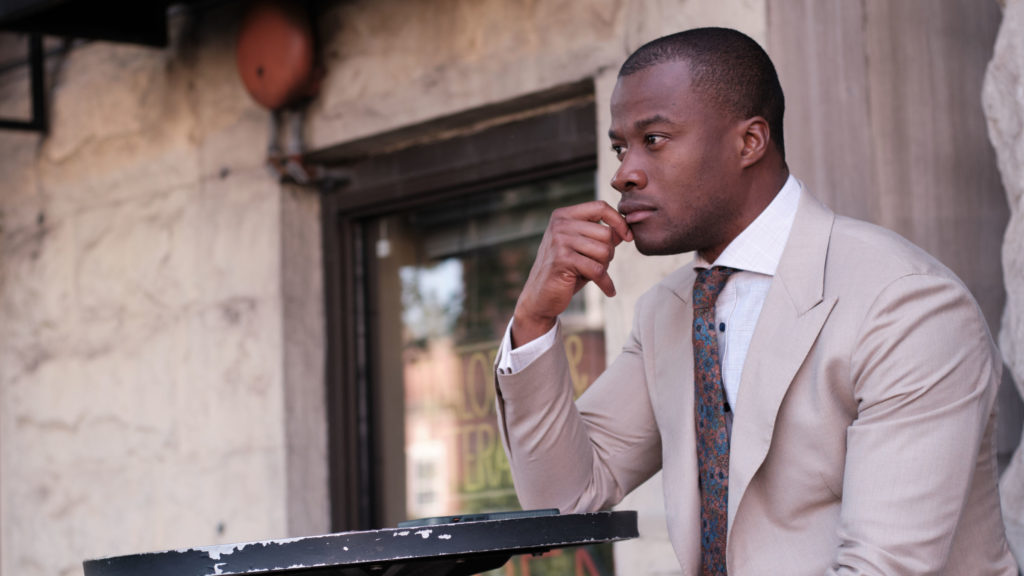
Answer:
[{"left": 984, "top": 0, "right": 1024, "bottom": 566}]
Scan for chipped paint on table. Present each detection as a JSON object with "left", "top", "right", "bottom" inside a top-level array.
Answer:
[{"left": 82, "top": 511, "right": 638, "bottom": 576}]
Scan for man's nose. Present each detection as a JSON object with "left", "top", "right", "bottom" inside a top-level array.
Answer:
[{"left": 611, "top": 159, "right": 647, "bottom": 192}]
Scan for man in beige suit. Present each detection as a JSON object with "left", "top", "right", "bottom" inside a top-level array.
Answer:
[{"left": 495, "top": 28, "right": 1017, "bottom": 574}]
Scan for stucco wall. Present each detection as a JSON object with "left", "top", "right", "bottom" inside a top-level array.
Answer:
[
  {"left": 308, "top": 0, "right": 764, "bottom": 150},
  {"left": 0, "top": 7, "right": 314, "bottom": 575}
]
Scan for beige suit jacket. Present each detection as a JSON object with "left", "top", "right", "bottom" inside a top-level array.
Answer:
[{"left": 496, "top": 188, "right": 1017, "bottom": 575}]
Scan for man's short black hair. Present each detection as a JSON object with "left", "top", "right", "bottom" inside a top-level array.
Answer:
[{"left": 620, "top": 27, "right": 786, "bottom": 159}]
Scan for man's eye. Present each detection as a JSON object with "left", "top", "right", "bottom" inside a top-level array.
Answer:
[
  {"left": 644, "top": 134, "right": 664, "bottom": 146},
  {"left": 611, "top": 144, "right": 626, "bottom": 160}
]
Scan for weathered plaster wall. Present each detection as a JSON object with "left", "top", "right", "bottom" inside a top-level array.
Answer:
[
  {"left": 984, "top": 0, "right": 1024, "bottom": 565},
  {"left": 0, "top": 6, "right": 327, "bottom": 575},
  {"left": 308, "top": 0, "right": 764, "bottom": 150}
]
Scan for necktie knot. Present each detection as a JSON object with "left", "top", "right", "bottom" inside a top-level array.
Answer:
[{"left": 693, "top": 266, "right": 737, "bottom": 310}]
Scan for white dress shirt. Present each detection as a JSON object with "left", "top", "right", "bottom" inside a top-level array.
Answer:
[{"left": 497, "top": 175, "right": 802, "bottom": 414}]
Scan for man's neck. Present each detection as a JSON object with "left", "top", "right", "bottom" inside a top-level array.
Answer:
[{"left": 698, "top": 167, "right": 792, "bottom": 265}]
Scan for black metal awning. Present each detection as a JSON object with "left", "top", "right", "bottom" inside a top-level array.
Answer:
[
  {"left": 0, "top": 1, "right": 218, "bottom": 131},
  {"left": 0, "top": 0, "right": 182, "bottom": 47}
]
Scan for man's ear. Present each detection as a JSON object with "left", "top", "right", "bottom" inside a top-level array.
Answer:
[{"left": 738, "top": 116, "right": 770, "bottom": 168}]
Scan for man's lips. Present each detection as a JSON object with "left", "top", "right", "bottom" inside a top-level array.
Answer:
[{"left": 618, "top": 200, "right": 656, "bottom": 225}]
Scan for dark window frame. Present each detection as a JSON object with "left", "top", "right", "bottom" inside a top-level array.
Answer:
[{"left": 317, "top": 82, "right": 598, "bottom": 531}]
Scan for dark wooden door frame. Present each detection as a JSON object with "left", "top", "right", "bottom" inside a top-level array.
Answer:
[{"left": 318, "top": 83, "right": 598, "bottom": 531}]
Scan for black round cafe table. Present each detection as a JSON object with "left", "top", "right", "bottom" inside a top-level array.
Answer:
[{"left": 83, "top": 510, "right": 638, "bottom": 576}]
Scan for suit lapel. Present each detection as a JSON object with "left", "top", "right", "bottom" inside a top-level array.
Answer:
[
  {"left": 726, "top": 188, "right": 838, "bottom": 536},
  {"left": 658, "top": 267, "right": 704, "bottom": 576}
]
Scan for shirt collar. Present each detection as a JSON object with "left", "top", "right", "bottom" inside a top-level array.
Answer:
[{"left": 692, "top": 174, "right": 801, "bottom": 276}]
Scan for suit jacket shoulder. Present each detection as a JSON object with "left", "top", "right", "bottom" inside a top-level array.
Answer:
[{"left": 827, "top": 214, "right": 969, "bottom": 293}]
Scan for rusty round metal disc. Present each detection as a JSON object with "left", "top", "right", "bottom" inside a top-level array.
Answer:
[{"left": 236, "top": 0, "right": 316, "bottom": 110}]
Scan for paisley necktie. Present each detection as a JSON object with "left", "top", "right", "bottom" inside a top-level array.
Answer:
[{"left": 692, "top": 266, "right": 737, "bottom": 576}]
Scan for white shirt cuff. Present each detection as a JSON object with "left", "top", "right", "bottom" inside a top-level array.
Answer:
[{"left": 496, "top": 318, "right": 559, "bottom": 375}]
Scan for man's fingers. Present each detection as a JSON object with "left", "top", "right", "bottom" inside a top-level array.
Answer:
[
  {"left": 561, "top": 250, "right": 617, "bottom": 297},
  {"left": 610, "top": 225, "right": 628, "bottom": 247},
  {"left": 600, "top": 205, "right": 633, "bottom": 245},
  {"left": 592, "top": 270, "right": 617, "bottom": 297},
  {"left": 560, "top": 234, "right": 614, "bottom": 266},
  {"left": 516, "top": 200, "right": 628, "bottom": 330},
  {"left": 554, "top": 218, "right": 626, "bottom": 255},
  {"left": 555, "top": 201, "right": 633, "bottom": 245},
  {"left": 541, "top": 201, "right": 631, "bottom": 300}
]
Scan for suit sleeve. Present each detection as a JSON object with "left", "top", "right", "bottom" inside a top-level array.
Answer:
[
  {"left": 827, "top": 273, "right": 1003, "bottom": 575},
  {"left": 494, "top": 296, "right": 663, "bottom": 514}
]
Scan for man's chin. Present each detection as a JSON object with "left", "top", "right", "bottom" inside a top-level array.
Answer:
[{"left": 633, "top": 238, "right": 690, "bottom": 257}]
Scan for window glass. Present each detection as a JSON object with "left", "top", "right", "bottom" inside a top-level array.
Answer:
[{"left": 370, "top": 170, "right": 614, "bottom": 575}]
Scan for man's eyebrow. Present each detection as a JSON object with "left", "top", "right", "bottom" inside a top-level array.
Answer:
[
  {"left": 634, "top": 114, "right": 675, "bottom": 131},
  {"left": 608, "top": 114, "right": 677, "bottom": 140}
]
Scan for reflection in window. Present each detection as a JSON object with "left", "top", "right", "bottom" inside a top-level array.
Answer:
[{"left": 372, "top": 170, "right": 614, "bottom": 575}]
